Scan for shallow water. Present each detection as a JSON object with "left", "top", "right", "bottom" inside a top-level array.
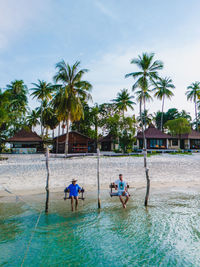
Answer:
[{"left": 1, "top": 190, "right": 200, "bottom": 267}]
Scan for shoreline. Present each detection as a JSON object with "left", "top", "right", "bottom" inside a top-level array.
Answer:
[
  {"left": 1, "top": 153, "right": 200, "bottom": 201},
  {"left": 1, "top": 180, "right": 200, "bottom": 202}
]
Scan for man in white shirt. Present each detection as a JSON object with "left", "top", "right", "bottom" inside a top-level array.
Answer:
[{"left": 114, "top": 174, "right": 129, "bottom": 208}]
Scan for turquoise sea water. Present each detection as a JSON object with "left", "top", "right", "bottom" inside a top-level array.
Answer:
[{"left": 1, "top": 190, "right": 200, "bottom": 267}]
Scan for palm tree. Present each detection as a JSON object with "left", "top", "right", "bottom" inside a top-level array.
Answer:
[
  {"left": 31, "top": 80, "right": 55, "bottom": 139},
  {"left": 112, "top": 89, "right": 135, "bottom": 119},
  {"left": 152, "top": 77, "right": 175, "bottom": 131},
  {"left": 186, "top": 82, "right": 200, "bottom": 131},
  {"left": 125, "top": 52, "right": 163, "bottom": 207},
  {"left": 26, "top": 110, "right": 40, "bottom": 131},
  {"left": 137, "top": 109, "right": 153, "bottom": 127},
  {"left": 135, "top": 85, "right": 152, "bottom": 126},
  {"left": 53, "top": 60, "right": 92, "bottom": 155},
  {"left": 125, "top": 53, "right": 163, "bottom": 130},
  {"left": 6, "top": 80, "right": 28, "bottom": 122}
]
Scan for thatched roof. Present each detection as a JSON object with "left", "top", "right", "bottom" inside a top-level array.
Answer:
[
  {"left": 179, "top": 129, "right": 200, "bottom": 139},
  {"left": 137, "top": 124, "right": 171, "bottom": 139},
  {"left": 7, "top": 129, "right": 42, "bottom": 142},
  {"left": 99, "top": 134, "right": 116, "bottom": 142},
  {"left": 54, "top": 131, "right": 93, "bottom": 142}
]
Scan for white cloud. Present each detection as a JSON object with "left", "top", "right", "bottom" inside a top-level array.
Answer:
[
  {"left": 86, "top": 42, "right": 200, "bottom": 120},
  {"left": 93, "top": 0, "right": 117, "bottom": 20},
  {"left": 0, "top": 0, "right": 47, "bottom": 50}
]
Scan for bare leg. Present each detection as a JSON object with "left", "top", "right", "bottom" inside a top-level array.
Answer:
[
  {"left": 71, "top": 196, "right": 74, "bottom": 211},
  {"left": 75, "top": 196, "right": 79, "bottom": 210},
  {"left": 124, "top": 196, "right": 129, "bottom": 206},
  {"left": 119, "top": 195, "right": 125, "bottom": 208}
]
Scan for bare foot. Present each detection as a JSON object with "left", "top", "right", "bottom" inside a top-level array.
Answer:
[{"left": 123, "top": 204, "right": 126, "bottom": 209}]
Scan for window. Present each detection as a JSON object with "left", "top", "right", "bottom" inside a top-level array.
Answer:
[
  {"left": 172, "top": 139, "right": 178, "bottom": 146},
  {"left": 150, "top": 139, "right": 163, "bottom": 148}
]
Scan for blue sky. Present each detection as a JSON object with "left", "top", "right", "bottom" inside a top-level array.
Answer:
[{"left": 1, "top": 0, "right": 200, "bottom": 119}]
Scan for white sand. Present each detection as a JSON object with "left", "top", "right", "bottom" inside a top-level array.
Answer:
[{"left": 0, "top": 153, "right": 200, "bottom": 197}]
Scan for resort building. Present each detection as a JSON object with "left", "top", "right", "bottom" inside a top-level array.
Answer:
[
  {"left": 178, "top": 129, "right": 200, "bottom": 149},
  {"left": 99, "top": 134, "right": 119, "bottom": 151},
  {"left": 136, "top": 124, "right": 200, "bottom": 150},
  {"left": 7, "top": 129, "right": 43, "bottom": 154},
  {"left": 137, "top": 124, "right": 171, "bottom": 149},
  {"left": 53, "top": 131, "right": 95, "bottom": 153}
]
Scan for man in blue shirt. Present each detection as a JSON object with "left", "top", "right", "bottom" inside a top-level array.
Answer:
[
  {"left": 114, "top": 174, "right": 129, "bottom": 208},
  {"left": 65, "top": 179, "right": 82, "bottom": 211}
]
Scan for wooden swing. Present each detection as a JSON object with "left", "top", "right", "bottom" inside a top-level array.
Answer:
[
  {"left": 64, "top": 188, "right": 85, "bottom": 200},
  {"left": 109, "top": 183, "right": 130, "bottom": 197}
]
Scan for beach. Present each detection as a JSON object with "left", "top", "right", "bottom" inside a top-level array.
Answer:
[
  {"left": 0, "top": 153, "right": 200, "bottom": 199},
  {"left": 1, "top": 153, "right": 200, "bottom": 266}
]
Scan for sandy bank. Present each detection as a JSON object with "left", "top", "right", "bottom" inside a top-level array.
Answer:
[{"left": 0, "top": 153, "right": 200, "bottom": 199}]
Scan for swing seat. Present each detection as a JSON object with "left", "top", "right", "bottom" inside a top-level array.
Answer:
[
  {"left": 64, "top": 188, "right": 85, "bottom": 200},
  {"left": 109, "top": 183, "right": 130, "bottom": 197}
]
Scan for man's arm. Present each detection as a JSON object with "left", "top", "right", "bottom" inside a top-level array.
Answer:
[
  {"left": 124, "top": 182, "right": 127, "bottom": 192},
  {"left": 77, "top": 184, "right": 82, "bottom": 193},
  {"left": 64, "top": 185, "right": 70, "bottom": 193},
  {"left": 114, "top": 181, "right": 118, "bottom": 191},
  {"left": 66, "top": 184, "right": 71, "bottom": 191}
]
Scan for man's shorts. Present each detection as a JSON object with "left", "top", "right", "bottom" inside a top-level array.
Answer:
[
  {"left": 69, "top": 194, "right": 78, "bottom": 198},
  {"left": 118, "top": 191, "right": 128, "bottom": 196}
]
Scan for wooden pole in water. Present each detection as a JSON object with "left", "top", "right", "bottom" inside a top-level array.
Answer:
[
  {"left": 142, "top": 120, "right": 150, "bottom": 207},
  {"left": 97, "top": 148, "right": 101, "bottom": 209},
  {"left": 45, "top": 147, "right": 50, "bottom": 213}
]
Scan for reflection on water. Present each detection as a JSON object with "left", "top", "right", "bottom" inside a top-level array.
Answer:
[{"left": 0, "top": 190, "right": 200, "bottom": 266}]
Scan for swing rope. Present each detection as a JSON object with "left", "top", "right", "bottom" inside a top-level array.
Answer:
[
  {"left": 0, "top": 184, "right": 41, "bottom": 213},
  {"left": 21, "top": 208, "right": 43, "bottom": 267}
]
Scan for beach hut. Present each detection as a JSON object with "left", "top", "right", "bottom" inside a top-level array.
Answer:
[
  {"left": 179, "top": 129, "right": 200, "bottom": 149},
  {"left": 53, "top": 131, "right": 95, "bottom": 153},
  {"left": 7, "top": 129, "right": 43, "bottom": 154},
  {"left": 99, "top": 134, "right": 119, "bottom": 151},
  {"left": 137, "top": 124, "right": 171, "bottom": 149}
]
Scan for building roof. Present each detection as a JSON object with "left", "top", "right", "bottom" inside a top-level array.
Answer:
[
  {"left": 99, "top": 134, "right": 115, "bottom": 142},
  {"left": 7, "top": 129, "right": 42, "bottom": 142},
  {"left": 137, "top": 124, "right": 171, "bottom": 139},
  {"left": 179, "top": 129, "right": 200, "bottom": 139},
  {"left": 54, "top": 131, "right": 93, "bottom": 142}
]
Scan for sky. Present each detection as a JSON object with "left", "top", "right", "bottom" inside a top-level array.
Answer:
[{"left": 1, "top": 0, "right": 200, "bottom": 120}]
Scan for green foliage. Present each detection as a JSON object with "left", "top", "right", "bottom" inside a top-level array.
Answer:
[
  {"left": 164, "top": 117, "right": 191, "bottom": 136},
  {"left": 112, "top": 88, "right": 135, "bottom": 117},
  {"left": 26, "top": 109, "right": 40, "bottom": 131},
  {"left": 137, "top": 109, "right": 153, "bottom": 127},
  {"left": 155, "top": 108, "right": 192, "bottom": 130},
  {"left": 71, "top": 103, "right": 97, "bottom": 139},
  {"left": 53, "top": 60, "right": 92, "bottom": 154},
  {"left": 152, "top": 77, "right": 175, "bottom": 130},
  {"left": 0, "top": 80, "right": 29, "bottom": 152},
  {"left": 119, "top": 116, "right": 136, "bottom": 153},
  {"left": 186, "top": 81, "right": 200, "bottom": 130}
]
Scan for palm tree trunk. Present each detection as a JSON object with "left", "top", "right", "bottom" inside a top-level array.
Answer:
[
  {"left": 161, "top": 95, "right": 165, "bottom": 132},
  {"left": 45, "top": 147, "right": 50, "bottom": 213},
  {"left": 195, "top": 97, "right": 198, "bottom": 131},
  {"left": 143, "top": 97, "right": 147, "bottom": 130},
  {"left": 65, "top": 119, "right": 70, "bottom": 155},
  {"left": 95, "top": 116, "right": 98, "bottom": 152},
  {"left": 62, "top": 121, "right": 64, "bottom": 134},
  {"left": 56, "top": 122, "right": 60, "bottom": 154},
  {"left": 140, "top": 99, "right": 150, "bottom": 207},
  {"left": 41, "top": 102, "right": 43, "bottom": 139}
]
